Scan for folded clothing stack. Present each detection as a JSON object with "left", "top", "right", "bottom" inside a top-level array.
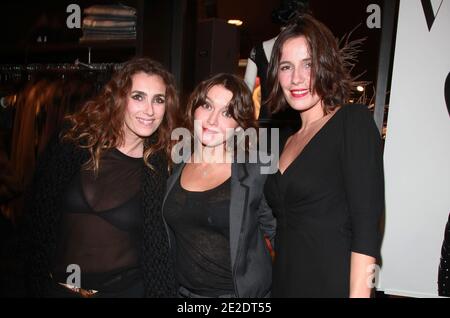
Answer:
[{"left": 79, "top": 4, "right": 136, "bottom": 42}]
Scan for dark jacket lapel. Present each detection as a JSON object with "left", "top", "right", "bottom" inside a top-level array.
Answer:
[{"left": 229, "top": 162, "right": 250, "bottom": 269}]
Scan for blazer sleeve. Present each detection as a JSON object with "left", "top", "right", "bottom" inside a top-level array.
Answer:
[
  {"left": 257, "top": 193, "right": 276, "bottom": 247},
  {"left": 342, "top": 105, "right": 384, "bottom": 259}
]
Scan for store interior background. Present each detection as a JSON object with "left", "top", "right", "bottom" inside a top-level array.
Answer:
[
  {"left": 0, "top": 0, "right": 391, "bottom": 297},
  {"left": 0, "top": 0, "right": 385, "bottom": 100}
]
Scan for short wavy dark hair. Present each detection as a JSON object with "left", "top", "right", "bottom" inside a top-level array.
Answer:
[
  {"left": 185, "top": 73, "right": 257, "bottom": 132},
  {"left": 182, "top": 73, "right": 257, "bottom": 153},
  {"left": 266, "top": 14, "right": 353, "bottom": 114}
]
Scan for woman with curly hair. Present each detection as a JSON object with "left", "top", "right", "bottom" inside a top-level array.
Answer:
[
  {"left": 20, "top": 57, "right": 179, "bottom": 297},
  {"left": 263, "top": 14, "right": 384, "bottom": 297}
]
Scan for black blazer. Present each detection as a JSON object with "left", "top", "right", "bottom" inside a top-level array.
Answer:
[{"left": 162, "top": 160, "right": 276, "bottom": 298}]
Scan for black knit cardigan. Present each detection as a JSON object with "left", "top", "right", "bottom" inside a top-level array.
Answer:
[{"left": 19, "top": 134, "right": 177, "bottom": 297}]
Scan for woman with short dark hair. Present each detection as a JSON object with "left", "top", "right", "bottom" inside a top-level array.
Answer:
[
  {"left": 163, "top": 73, "right": 275, "bottom": 298},
  {"left": 264, "top": 14, "right": 384, "bottom": 298}
]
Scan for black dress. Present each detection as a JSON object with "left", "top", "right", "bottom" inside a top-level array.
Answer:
[{"left": 264, "top": 105, "right": 384, "bottom": 298}]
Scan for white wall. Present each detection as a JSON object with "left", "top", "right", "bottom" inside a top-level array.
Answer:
[{"left": 378, "top": 0, "right": 450, "bottom": 297}]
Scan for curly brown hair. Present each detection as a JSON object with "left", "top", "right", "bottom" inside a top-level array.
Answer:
[
  {"left": 63, "top": 57, "right": 179, "bottom": 172},
  {"left": 266, "top": 14, "right": 353, "bottom": 114}
]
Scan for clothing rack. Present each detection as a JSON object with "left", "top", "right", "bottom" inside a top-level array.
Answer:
[
  {"left": 0, "top": 61, "right": 122, "bottom": 86},
  {"left": 0, "top": 62, "right": 122, "bottom": 74},
  {"left": 2, "top": 61, "right": 113, "bottom": 190}
]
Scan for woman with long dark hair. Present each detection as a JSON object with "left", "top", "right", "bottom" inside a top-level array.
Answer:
[
  {"left": 21, "top": 57, "right": 179, "bottom": 297},
  {"left": 264, "top": 14, "right": 384, "bottom": 297}
]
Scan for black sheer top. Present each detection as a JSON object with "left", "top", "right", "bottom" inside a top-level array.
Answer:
[
  {"left": 52, "top": 148, "right": 143, "bottom": 290},
  {"left": 163, "top": 176, "right": 234, "bottom": 297}
]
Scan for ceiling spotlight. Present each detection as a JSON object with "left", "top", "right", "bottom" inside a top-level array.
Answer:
[
  {"left": 228, "top": 19, "right": 243, "bottom": 26},
  {"left": 357, "top": 86, "right": 365, "bottom": 92}
]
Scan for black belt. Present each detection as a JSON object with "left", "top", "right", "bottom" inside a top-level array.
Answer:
[
  {"left": 178, "top": 286, "right": 235, "bottom": 298},
  {"left": 54, "top": 267, "right": 142, "bottom": 293}
]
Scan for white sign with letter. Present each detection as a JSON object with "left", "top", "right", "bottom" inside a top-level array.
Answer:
[{"left": 379, "top": 0, "right": 450, "bottom": 297}]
